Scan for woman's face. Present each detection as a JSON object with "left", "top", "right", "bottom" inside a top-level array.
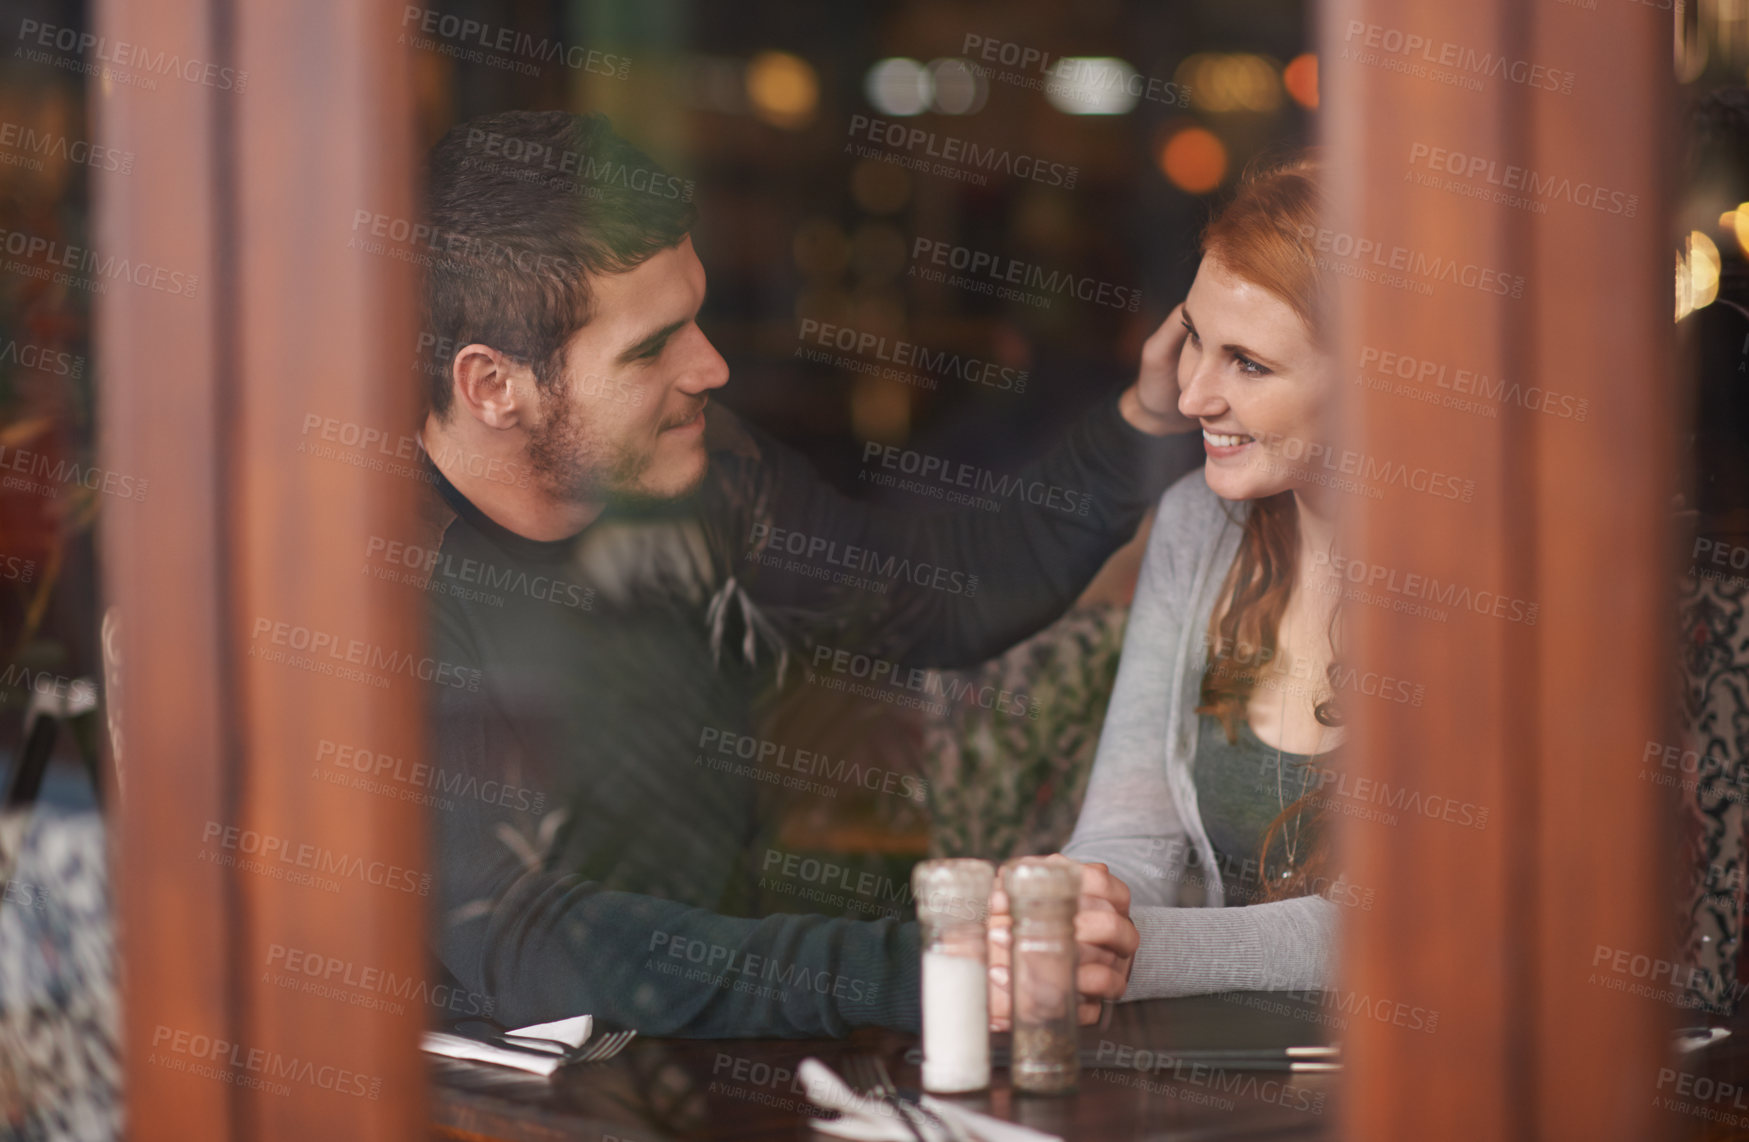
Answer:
[{"left": 1176, "top": 255, "right": 1337, "bottom": 503}]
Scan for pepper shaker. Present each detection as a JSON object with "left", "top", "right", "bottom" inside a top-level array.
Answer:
[{"left": 1002, "top": 858, "right": 1080, "bottom": 1095}]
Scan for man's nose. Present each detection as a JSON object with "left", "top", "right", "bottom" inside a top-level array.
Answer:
[{"left": 677, "top": 326, "right": 729, "bottom": 394}]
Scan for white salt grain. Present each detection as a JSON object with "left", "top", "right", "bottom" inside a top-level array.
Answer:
[{"left": 921, "top": 950, "right": 989, "bottom": 1093}]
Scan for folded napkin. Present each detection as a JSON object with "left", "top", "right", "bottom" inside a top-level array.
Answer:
[
  {"left": 798, "top": 1058, "right": 1062, "bottom": 1142},
  {"left": 421, "top": 1015, "right": 593, "bottom": 1076}
]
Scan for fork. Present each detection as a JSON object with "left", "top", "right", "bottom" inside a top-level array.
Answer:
[
  {"left": 495, "top": 1026, "right": 637, "bottom": 1065},
  {"left": 572, "top": 1028, "right": 637, "bottom": 1063},
  {"left": 844, "top": 1056, "right": 926, "bottom": 1142},
  {"left": 844, "top": 1055, "right": 968, "bottom": 1142}
]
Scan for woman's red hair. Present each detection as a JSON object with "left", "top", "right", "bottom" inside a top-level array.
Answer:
[
  {"left": 1191, "top": 154, "right": 1338, "bottom": 902},
  {"left": 1200, "top": 154, "right": 1325, "bottom": 338}
]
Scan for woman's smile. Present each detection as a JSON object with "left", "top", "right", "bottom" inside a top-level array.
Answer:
[{"left": 1201, "top": 426, "right": 1256, "bottom": 460}]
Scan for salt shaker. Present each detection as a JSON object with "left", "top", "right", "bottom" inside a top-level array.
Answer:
[
  {"left": 1002, "top": 858, "right": 1080, "bottom": 1095},
  {"left": 912, "top": 858, "right": 995, "bottom": 1093}
]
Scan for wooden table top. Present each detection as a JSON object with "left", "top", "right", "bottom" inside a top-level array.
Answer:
[{"left": 431, "top": 992, "right": 1349, "bottom": 1142}]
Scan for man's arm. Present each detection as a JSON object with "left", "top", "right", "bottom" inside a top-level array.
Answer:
[
  {"left": 728, "top": 332, "right": 1200, "bottom": 670},
  {"left": 440, "top": 862, "right": 923, "bottom": 1039},
  {"left": 426, "top": 652, "right": 921, "bottom": 1039}
]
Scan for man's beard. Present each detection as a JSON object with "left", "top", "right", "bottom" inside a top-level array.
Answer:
[{"left": 525, "top": 385, "right": 706, "bottom": 506}]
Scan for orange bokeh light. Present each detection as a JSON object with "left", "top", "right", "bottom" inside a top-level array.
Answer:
[
  {"left": 747, "top": 51, "right": 819, "bottom": 129},
  {"left": 1283, "top": 53, "right": 1319, "bottom": 110},
  {"left": 1159, "top": 127, "right": 1228, "bottom": 194}
]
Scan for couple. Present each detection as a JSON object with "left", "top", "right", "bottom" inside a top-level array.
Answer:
[{"left": 414, "top": 109, "right": 1340, "bottom": 1038}]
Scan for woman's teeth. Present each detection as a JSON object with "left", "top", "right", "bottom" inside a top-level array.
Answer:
[{"left": 1203, "top": 429, "right": 1253, "bottom": 448}]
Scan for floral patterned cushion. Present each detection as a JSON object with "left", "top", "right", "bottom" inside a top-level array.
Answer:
[
  {"left": 922, "top": 602, "right": 1129, "bottom": 862},
  {"left": 0, "top": 809, "right": 118, "bottom": 1141}
]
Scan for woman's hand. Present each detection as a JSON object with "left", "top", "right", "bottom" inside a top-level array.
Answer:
[
  {"left": 1119, "top": 304, "right": 1199, "bottom": 436},
  {"left": 987, "top": 856, "right": 1141, "bottom": 1030},
  {"left": 1071, "top": 861, "right": 1139, "bottom": 1020}
]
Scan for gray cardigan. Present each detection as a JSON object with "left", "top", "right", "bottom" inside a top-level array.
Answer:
[{"left": 1063, "top": 470, "right": 1338, "bottom": 998}]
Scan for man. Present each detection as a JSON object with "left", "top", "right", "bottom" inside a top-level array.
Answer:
[{"left": 414, "top": 109, "right": 1197, "bottom": 1037}]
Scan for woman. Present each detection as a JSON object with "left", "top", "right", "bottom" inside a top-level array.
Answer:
[{"left": 992, "top": 157, "right": 1344, "bottom": 1018}]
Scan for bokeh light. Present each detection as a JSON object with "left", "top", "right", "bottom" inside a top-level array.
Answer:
[
  {"left": 746, "top": 51, "right": 818, "bottom": 129},
  {"left": 1677, "top": 230, "right": 1721, "bottom": 321},
  {"left": 1044, "top": 58, "right": 1140, "bottom": 115},
  {"left": 928, "top": 58, "right": 987, "bottom": 115},
  {"left": 1283, "top": 53, "right": 1318, "bottom": 109},
  {"left": 1159, "top": 127, "right": 1228, "bottom": 194},
  {"left": 865, "top": 58, "right": 932, "bottom": 116},
  {"left": 1726, "top": 204, "right": 1749, "bottom": 261},
  {"left": 1178, "top": 53, "right": 1282, "bottom": 113}
]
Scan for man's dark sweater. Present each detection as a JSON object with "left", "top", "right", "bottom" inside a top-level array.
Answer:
[{"left": 418, "top": 395, "right": 1199, "bottom": 1038}]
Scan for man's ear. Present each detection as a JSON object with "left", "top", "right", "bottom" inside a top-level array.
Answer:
[{"left": 451, "top": 344, "right": 533, "bottom": 429}]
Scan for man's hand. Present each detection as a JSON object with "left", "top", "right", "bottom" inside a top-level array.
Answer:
[
  {"left": 1118, "top": 304, "right": 1199, "bottom": 436},
  {"left": 987, "top": 856, "right": 1140, "bottom": 1030}
]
